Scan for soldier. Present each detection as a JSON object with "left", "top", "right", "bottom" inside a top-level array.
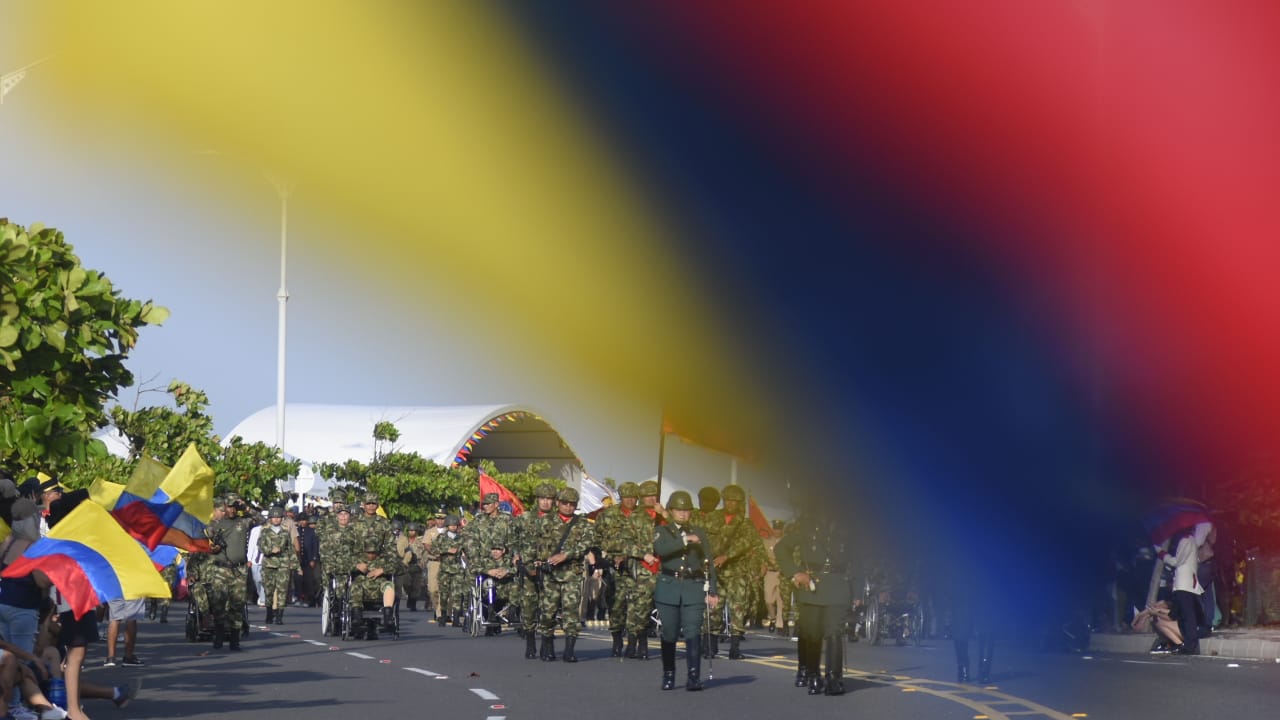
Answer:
[
  {"left": 714, "top": 484, "right": 767, "bottom": 659},
  {"left": 207, "top": 494, "right": 254, "bottom": 650},
  {"left": 762, "top": 520, "right": 791, "bottom": 635},
  {"left": 775, "top": 500, "right": 852, "bottom": 696},
  {"left": 654, "top": 491, "right": 720, "bottom": 691},
  {"left": 463, "top": 492, "right": 515, "bottom": 565},
  {"left": 596, "top": 481, "right": 659, "bottom": 659},
  {"left": 514, "top": 483, "right": 557, "bottom": 658},
  {"left": 319, "top": 505, "right": 356, "bottom": 593},
  {"left": 351, "top": 534, "right": 403, "bottom": 634},
  {"left": 400, "top": 522, "right": 428, "bottom": 611},
  {"left": 693, "top": 485, "right": 725, "bottom": 658},
  {"left": 476, "top": 543, "right": 517, "bottom": 636},
  {"left": 424, "top": 512, "right": 447, "bottom": 619},
  {"left": 186, "top": 500, "right": 222, "bottom": 636},
  {"left": 258, "top": 506, "right": 294, "bottom": 624},
  {"left": 535, "top": 487, "right": 594, "bottom": 662},
  {"left": 434, "top": 515, "right": 466, "bottom": 627}
]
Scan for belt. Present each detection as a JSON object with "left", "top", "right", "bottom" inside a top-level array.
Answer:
[{"left": 661, "top": 569, "right": 705, "bottom": 581}]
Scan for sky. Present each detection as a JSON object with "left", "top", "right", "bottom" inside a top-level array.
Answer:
[{"left": 4, "top": 1, "right": 1279, "bottom": 618}]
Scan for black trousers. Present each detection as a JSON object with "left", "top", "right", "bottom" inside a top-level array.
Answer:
[{"left": 1172, "top": 589, "right": 1203, "bottom": 651}]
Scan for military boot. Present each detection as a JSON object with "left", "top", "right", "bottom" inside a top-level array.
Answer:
[
  {"left": 612, "top": 631, "right": 625, "bottom": 657},
  {"left": 624, "top": 633, "right": 637, "bottom": 658},
  {"left": 407, "top": 599, "right": 417, "bottom": 612},
  {"left": 229, "top": 629, "right": 241, "bottom": 651},
  {"left": 661, "top": 640, "right": 678, "bottom": 690},
  {"left": 382, "top": 606, "right": 396, "bottom": 630},
  {"left": 563, "top": 636, "right": 578, "bottom": 663},
  {"left": 824, "top": 635, "right": 845, "bottom": 696},
  {"left": 636, "top": 634, "right": 650, "bottom": 660},
  {"left": 955, "top": 639, "right": 970, "bottom": 683},
  {"left": 212, "top": 623, "right": 225, "bottom": 650},
  {"left": 685, "top": 635, "right": 704, "bottom": 691},
  {"left": 729, "top": 635, "right": 744, "bottom": 659},
  {"left": 265, "top": 607, "right": 275, "bottom": 624},
  {"left": 525, "top": 632, "right": 538, "bottom": 659},
  {"left": 540, "top": 635, "right": 557, "bottom": 662},
  {"left": 159, "top": 604, "right": 169, "bottom": 624},
  {"left": 275, "top": 607, "right": 285, "bottom": 625}
]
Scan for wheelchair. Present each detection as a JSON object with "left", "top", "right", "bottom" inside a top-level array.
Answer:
[
  {"left": 339, "top": 572, "right": 401, "bottom": 641},
  {"left": 184, "top": 587, "right": 249, "bottom": 643},
  {"left": 461, "top": 574, "right": 520, "bottom": 637},
  {"left": 861, "top": 576, "right": 924, "bottom": 647}
]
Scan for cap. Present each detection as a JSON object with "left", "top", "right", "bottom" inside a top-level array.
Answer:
[
  {"left": 268, "top": 506, "right": 285, "bottom": 519},
  {"left": 667, "top": 491, "right": 694, "bottom": 511},
  {"left": 557, "top": 487, "right": 579, "bottom": 504},
  {"left": 213, "top": 496, "right": 229, "bottom": 510},
  {"left": 534, "top": 483, "right": 558, "bottom": 499},
  {"left": 434, "top": 511, "right": 447, "bottom": 519},
  {"left": 336, "top": 505, "right": 351, "bottom": 515},
  {"left": 482, "top": 492, "right": 500, "bottom": 504},
  {"left": 721, "top": 485, "right": 745, "bottom": 502},
  {"left": 363, "top": 540, "right": 381, "bottom": 553},
  {"left": 638, "top": 480, "right": 659, "bottom": 497},
  {"left": 618, "top": 482, "right": 640, "bottom": 499},
  {"left": 38, "top": 474, "right": 63, "bottom": 493}
]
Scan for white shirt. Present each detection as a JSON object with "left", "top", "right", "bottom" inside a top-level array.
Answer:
[{"left": 1162, "top": 535, "right": 1202, "bottom": 595}]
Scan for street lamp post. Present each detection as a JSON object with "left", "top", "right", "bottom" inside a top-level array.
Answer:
[
  {"left": 265, "top": 173, "right": 294, "bottom": 452},
  {"left": 1, "top": 57, "right": 50, "bottom": 106}
]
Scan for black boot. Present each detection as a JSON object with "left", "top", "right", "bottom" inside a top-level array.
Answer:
[
  {"left": 978, "top": 636, "right": 994, "bottom": 684},
  {"left": 382, "top": 606, "right": 396, "bottom": 630},
  {"left": 661, "top": 640, "right": 678, "bottom": 690},
  {"left": 563, "top": 636, "right": 578, "bottom": 663},
  {"left": 795, "top": 636, "right": 809, "bottom": 687},
  {"left": 212, "top": 623, "right": 225, "bottom": 650},
  {"left": 637, "top": 634, "right": 650, "bottom": 660},
  {"left": 795, "top": 667, "right": 807, "bottom": 688},
  {"left": 954, "top": 639, "right": 970, "bottom": 682},
  {"left": 807, "top": 673, "right": 825, "bottom": 695},
  {"left": 229, "top": 625, "right": 241, "bottom": 651},
  {"left": 275, "top": 608, "right": 285, "bottom": 625},
  {"left": 407, "top": 600, "right": 417, "bottom": 612},
  {"left": 625, "top": 633, "right": 639, "bottom": 658},
  {"left": 685, "top": 635, "right": 704, "bottom": 691},
  {"left": 824, "top": 635, "right": 845, "bottom": 696},
  {"left": 612, "top": 631, "right": 625, "bottom": 657},
  {"left": 159, "top": 604, "right": 169, "bottom": 624},
  {"left": 540, "top": 635, "right": 557, "bottom": 661},
  {"left": 729, "top": 635, "right": 744, "bottom": 659},
  {"left": 265, "top": 607, "right": 275, "bottom": 624},
  {"left": 711, "top": 633, "right": 720, "bottom": 658},
  {"left": 525, "top": 632, "right": 538, "bottom": 659}
]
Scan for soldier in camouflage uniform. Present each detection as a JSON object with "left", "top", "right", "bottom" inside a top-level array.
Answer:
[
  {"left": 596, "top": 481, "right": 659, "bottom": 659},
  {"left": 475, "top": 543, "right": 517, "bottom": 635},
  {"left": 462, "top": 492, "right": 515, "bottom": 568},
  {"left": 513, "top": 483, "right": 557, "bottom": 658},
  {"left": 709, "top": 484, "right": 766, "bottom": 659},
  {"left": 319, "top": 505, "right": 356, "bottom": 593},
  {"left": 534, "top": 487, "right": 594, "bottom": 662},
  {"left": 186, "top": 500, "right": 224, "bottom": 634},
  {"left": 400, "top": 523, "right": 429, "bottom": 611},
  {"left": 258, "top": 505, "right": 294, "bottom": 624},
  {"left": 349, "top": 493, "right": 401, "bottom": 629},
  {"left": 434, "top": 515, "right": 466, "bottom": 627},
  {"left": 693, "top": 486, "right": 725, "bottom": 657},
  {"left": 207, "top": 493, "right": 255, "bottom": 650},
  {"left": 424, "top": 512, "right": 446, "bottom": 618}
]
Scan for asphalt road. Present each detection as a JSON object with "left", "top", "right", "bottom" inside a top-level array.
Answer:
[{"left": 84, "top": 607, "right": 1278, "bottom": 720}]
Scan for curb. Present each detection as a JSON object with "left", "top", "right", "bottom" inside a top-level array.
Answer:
[{"left": 1089, "top": 632, "right": 1280, "bottom": 661}]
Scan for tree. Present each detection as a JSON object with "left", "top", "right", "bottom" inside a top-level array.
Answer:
[{"left": 0, "top": 219, "right": 169, "bottom": 476}]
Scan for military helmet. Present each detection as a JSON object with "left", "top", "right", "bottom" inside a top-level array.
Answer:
[
  {"left": 268, "top": 505, "right": 285, "bottom": 519},
  {"left": 363, "top": 540, "right": 381, "bottom": 553},
  {"left": 391, "top": 519, "right": 404, "bottom": 532},
  {"left": 445, "top": 514, "right": 460, "bottom": 526},
  {"left": 667, "top": 491, "right": 694, "bottom": 511},
  {"left": 618, "top": 482, "right": 640, "bottom": 499},
  {"left": 557, "top": 487, "right": 579, "bottom": 504},
  {"left": 721, "top": 484, "right": 746, "bottom": 502},
  {"left": 697, "top": 486, "right": 720, "bottom": 507},
  {"left": 638, "top": 480, "right": 660, "bottom": 497},
  {"left": 213, "top": 496, "right": 228, "bottom": 510},
  {"left": 481, "top": 492, "right": 500, "bottom": 504},
  {"left": 534, "top": 483, "right": 558, "bottom": 499},
  {"left": 363, "top": 492, "right": 379, "bottom": 505}
]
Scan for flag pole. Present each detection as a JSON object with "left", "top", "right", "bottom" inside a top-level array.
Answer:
[{"left": 656, "top": 422, "right": 667, "bottom": 498}]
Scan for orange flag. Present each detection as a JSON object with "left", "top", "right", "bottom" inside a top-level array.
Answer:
[
  {"left": 747, "top": 495, "right": 772, "bottom": 538},
  {"left": 479, "top": 472, "right": 525, "bottom": 516}
]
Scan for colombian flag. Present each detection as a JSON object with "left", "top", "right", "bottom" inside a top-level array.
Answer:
[
  {"left": 110, "top": 444, "right": 214, "bottom": 552},
  {"left": 3, "top": 501, "right": 171, "bottom": 619}
]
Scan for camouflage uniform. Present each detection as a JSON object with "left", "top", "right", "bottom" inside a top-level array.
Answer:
[
  {"left": 434, "top": 518, "right": 466, "bottom": 626},
  {"left": 513, "top": 484, "right": 557, "bottom": 658},
  {"left": 399, "top": 525, "right": 429, "bottom": 611},
  {"left": 349, "top": 493, "right": 402, "bottom": 627},
  {"left": 258, "top": 506, "right": 295, "bottom": 624},
  {"left": 318, "top": 507, "right": 357, "bottom": 592},
  {"left": 706, "top": 485, "right": 766, "bottom": 658},
  {"left": 534, "top": 487, "right": 594, "bottom": 662},
  {"left": 462, "top": 493, "right": 516, "bottom": 565},
  {"left": 596, "top": 481, "right": 657, "bottom": 658},
  {"left": 207, "top": 497, "right": 255, "bottom": 650}
]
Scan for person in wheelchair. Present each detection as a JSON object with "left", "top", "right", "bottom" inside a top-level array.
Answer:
[
  {"left": 475, "top": 544, "right": 517, "bottom": 636},
  {"left": 350, "top": 538, "right": 402, "bottom": 634}
]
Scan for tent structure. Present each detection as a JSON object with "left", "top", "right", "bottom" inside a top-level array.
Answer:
[{"left": 224, "top": 403, "right": 587, "bottom": 497}]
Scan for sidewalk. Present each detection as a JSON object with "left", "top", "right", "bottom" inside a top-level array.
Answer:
[{"left": 1089, "top": 626, "right": 1280, "bottom": 661}]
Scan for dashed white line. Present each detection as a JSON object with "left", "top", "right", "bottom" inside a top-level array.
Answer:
[
  {"left": 486, "top": 717, "right": 506, "bottom": 720},
  {"left": 405, "top": 667, "right": 441, "bottom": 677},
  {"left": 304, "top": 640, "right": 328, "bottom": 646},
  {"left": 470, "top": 689, "right": 500, "bottom": 701},
  {"left": 345, "top": 652, "right": 375, "bottom": 660}
]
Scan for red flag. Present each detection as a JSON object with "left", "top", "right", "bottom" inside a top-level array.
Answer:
[
  {"left": 479, "top": 472, "right": 524, "bottom": 517},
  {"left": 747, "top": 495, "right": 772, "bottom": 538}
]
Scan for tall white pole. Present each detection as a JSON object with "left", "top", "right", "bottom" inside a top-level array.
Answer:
[{"left": 268, "top": 175, "right": 294, "bottom": 452}]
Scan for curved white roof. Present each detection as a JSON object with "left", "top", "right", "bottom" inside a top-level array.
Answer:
[{"left": 224, "top": 403, "right": 583, "bottom": 473}]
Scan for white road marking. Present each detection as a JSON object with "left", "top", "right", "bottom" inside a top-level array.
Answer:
[
  {"left": 304, "top": 640, "right": 327, "bottom": 646},
  {"left": 470, "top": 689, "right": 500, "bottom": 701},
  {"left": 345, "top": 652, "right": 375, "bottom": 660},
  {"left": 405, "top": 667, "right": 441, "bottom": 677}
]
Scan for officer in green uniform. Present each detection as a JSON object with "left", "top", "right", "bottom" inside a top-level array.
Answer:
[
  {"left": 775, "top": 501, "right": 852, "bottom": 696},
  {"left": 258, "top": 505, "right": 294, "bottom": 624},
  {"left": 207, "top": 493, "right": 254, "bottom": 650},
  {"left": 654, "top": 491, "right": 720, "bottom": 691}
]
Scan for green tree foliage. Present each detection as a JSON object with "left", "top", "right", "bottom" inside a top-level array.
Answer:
[{"left": 0, "top": 219, "right": 169, "bottom": 476}]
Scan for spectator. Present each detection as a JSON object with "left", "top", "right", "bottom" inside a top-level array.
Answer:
[
  {"left": 102, "top": 598, "right": 146, "bottom": 667},
  {"left": 1159, "top": 525, "right": 1203, "bottom": 655},
  {"left": 247, "top": 521, "right": 266, "bottom": 607},
  {"left": 0, "top": 498, "right": 45, "bottom": 716},
  {"left": 1131, "top": 599, "right": 1183, "bottom": 653}
]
